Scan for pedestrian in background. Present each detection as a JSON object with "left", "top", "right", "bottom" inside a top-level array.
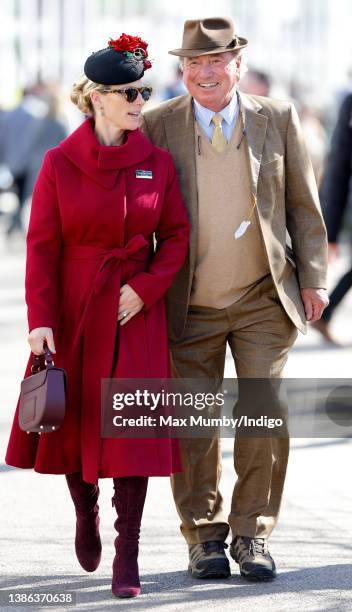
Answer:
[
  {"left": 5, "top": 34, "right": 190, "bottom": 599},
  {"left": 0, "top": 82, "right": 67, "bottom": 236},
  {"left": 311, "top": 93, "right": 352, "bottom": 345},
  {"left": 162, "top": 63, "right": 186, "bottom": 100},
  {"left": 239, "top": 68, "right": 271, "bottom": 97}
]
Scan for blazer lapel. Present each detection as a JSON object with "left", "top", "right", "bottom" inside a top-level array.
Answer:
[
  {"left": 162, "top": 96, "right": 198, "bottom": 273},
  {"left": 238, "top": 92, "right": 268, "bottom": 197}
]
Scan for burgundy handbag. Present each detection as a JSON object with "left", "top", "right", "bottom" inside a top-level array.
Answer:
[{"left": 18, "top": 346, "right": 66, "bottom": 434}]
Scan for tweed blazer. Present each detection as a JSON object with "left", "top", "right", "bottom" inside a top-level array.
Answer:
[{"left": 141, "top": 92, "right": 328, "bottom": 338}]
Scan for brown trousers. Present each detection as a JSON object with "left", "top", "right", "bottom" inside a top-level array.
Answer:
[{"left": 170, "top": 273, "right": 298, "bottom": 544}]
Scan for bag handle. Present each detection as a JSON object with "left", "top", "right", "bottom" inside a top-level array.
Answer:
[{"left": 31, "top": 343, "right": 55, "bottom": 374}]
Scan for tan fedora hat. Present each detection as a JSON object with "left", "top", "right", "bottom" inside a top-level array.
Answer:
[{"left": 168, "top": 17, "right": 248, "bottom": 57}]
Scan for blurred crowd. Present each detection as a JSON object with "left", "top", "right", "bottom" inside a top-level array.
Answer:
[
  {"left": 0, "top": 81, "right": 67, "bottom": 236},
  {"left": 0, "top": 64, "right": 351, "bottom": 346}
]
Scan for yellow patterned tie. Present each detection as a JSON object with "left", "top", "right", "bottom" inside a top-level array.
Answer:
[{"left": 211, "top": 113, "right": 227, "bottom": 152}]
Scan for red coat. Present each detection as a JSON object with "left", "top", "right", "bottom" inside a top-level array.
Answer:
[{"left": 5, "top": 118, "right": 190, "bottom": 484}]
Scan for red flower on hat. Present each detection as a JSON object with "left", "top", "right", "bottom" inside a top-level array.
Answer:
[
  {"left": 109, "top": 33, "right": 148, "bottom": 54},
  {"left": 108, "top": 34, "right": 151, "bottom": 69}
]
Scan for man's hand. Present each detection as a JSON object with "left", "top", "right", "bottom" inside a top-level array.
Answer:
[
  {"left": 28, "top": 327, "right": 56, "bottom": 355},
  {"left": 118, "top": 284, "right": 144, "bottom": 326},
  {"left": 300, "top": 288, "right": 329, "bottom": 322}
]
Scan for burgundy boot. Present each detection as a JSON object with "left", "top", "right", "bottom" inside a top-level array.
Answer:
[
  {"left": 65, "top": 472, "right": 102, "bottom": 572},
  {"left": 111, "top": 476, "right": 148, "bottom": 598}
]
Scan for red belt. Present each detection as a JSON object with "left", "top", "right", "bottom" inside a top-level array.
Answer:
[{"left": 63, "top": 234, "right": 150, "bottom": 350}]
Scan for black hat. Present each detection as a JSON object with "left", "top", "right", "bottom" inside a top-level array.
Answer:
[{"left": 84, "top": 34, "right": 152, "bottom": 85}]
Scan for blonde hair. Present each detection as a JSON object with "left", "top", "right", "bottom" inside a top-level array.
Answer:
[{"left": 70, "top": 74, "right": 105, "bottom": 115}]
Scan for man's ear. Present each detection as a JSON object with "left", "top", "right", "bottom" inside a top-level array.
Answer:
[{"left": 235, "top": 55, "right": 243, "bottom": 80}]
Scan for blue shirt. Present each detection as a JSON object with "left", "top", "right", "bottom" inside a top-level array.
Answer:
[{"left": 193, "top": 92, "right": 240, "bottom": 142}]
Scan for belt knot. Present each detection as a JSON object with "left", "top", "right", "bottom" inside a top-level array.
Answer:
[{"left": 93, "top": 235, "right": 149, "bottom": 294}]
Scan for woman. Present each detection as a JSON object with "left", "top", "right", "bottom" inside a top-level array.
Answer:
[{"left": 5, "top": 34, "right": 190, "bottom": 598}]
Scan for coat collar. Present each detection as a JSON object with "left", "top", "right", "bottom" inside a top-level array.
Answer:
[
  {"left": 59, "top": 117, "right": 154, "bottom": 189},
  {"left": 160, "top": 95, "right": 199, "bottom": 274}
]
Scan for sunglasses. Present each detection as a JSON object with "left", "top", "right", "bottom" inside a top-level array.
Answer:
[{"left": 101, "top": 86, "right": 153, "bottom": 103}]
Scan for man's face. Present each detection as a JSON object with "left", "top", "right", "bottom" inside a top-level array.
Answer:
[{"left": 182, "top": 51, "right": 241, "bottom": 112}]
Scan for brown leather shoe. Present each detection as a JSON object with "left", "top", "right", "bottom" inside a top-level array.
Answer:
[
  {"left": 188, "top": 541, "right": 230, "bottom": 579},
  {"left": 230, "top": 536, "right": 276, "bottom": 581},
  {"left": 310, "top": 320, "right": 342, "bottom": 346}
]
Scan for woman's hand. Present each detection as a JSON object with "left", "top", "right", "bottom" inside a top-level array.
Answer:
[
  {"left": 28, "top": 327, "right": 56, "bottom": 355},
  {"left": 118, "top": 284, "right": 144, "bottom": 326}
]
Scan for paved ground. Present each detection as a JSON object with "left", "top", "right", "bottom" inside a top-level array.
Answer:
[{"left": 1, "top": 226, "right": 351, "bottom": 611}]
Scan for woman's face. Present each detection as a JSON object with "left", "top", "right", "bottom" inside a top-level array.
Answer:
[{"left": 92, "top": 79, "right": 146, "bottom": 131}]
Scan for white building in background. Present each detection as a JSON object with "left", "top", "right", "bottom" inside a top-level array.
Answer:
[
  {"left": 0, "top": 0, "right": 351, "bottom": 109},
  {"left": 236, "top": 0, "right": 352, "bottom": 108}
]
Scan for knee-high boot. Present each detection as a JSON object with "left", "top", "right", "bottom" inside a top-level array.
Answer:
[
  {"left": 65, "top": 471, "right": 102, "bottom": 572},
  {"left": 111, "top": 476, "right": 148, "bottom": 598}
]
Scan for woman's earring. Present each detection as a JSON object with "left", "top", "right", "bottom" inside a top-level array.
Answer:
[{"left": 100, "top": 106, "right": 105, "bottom": 117}]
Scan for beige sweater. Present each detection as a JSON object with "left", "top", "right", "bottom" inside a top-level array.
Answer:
[{"left": 190, "top": 114, "right": 270, "bottom": 308}]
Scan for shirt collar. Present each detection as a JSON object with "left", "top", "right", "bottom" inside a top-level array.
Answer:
[{"left": 193, "top": 91, "right": 239, "bottom": 126}]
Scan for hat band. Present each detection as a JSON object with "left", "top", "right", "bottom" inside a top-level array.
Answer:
[{"left": 182, "top": 38, "right": 237, "bottom": 51}]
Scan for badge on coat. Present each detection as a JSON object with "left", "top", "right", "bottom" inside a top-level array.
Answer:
[{"left": 135, "top": 170, "right": 153, "bottom": 179}]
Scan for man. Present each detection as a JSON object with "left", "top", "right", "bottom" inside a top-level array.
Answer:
[
  {"left": 141, "top": 17, "right": 328, "bottom": 581},
  {"left": 239, "top": 68, "right": 271, "bottom": 97},
  {"left": 0, "top": 82, "right": 66, "bottom": 235},
  {"left": 312, "top": 93, "right": 352, "bottom": 345}
]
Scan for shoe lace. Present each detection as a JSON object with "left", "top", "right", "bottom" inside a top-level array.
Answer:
[
  {"left": 249, "top": 538, "right": 268, "bottom": 557},
  {"left": 203, "top": 540, "right": 228, "bottom": 554}
]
